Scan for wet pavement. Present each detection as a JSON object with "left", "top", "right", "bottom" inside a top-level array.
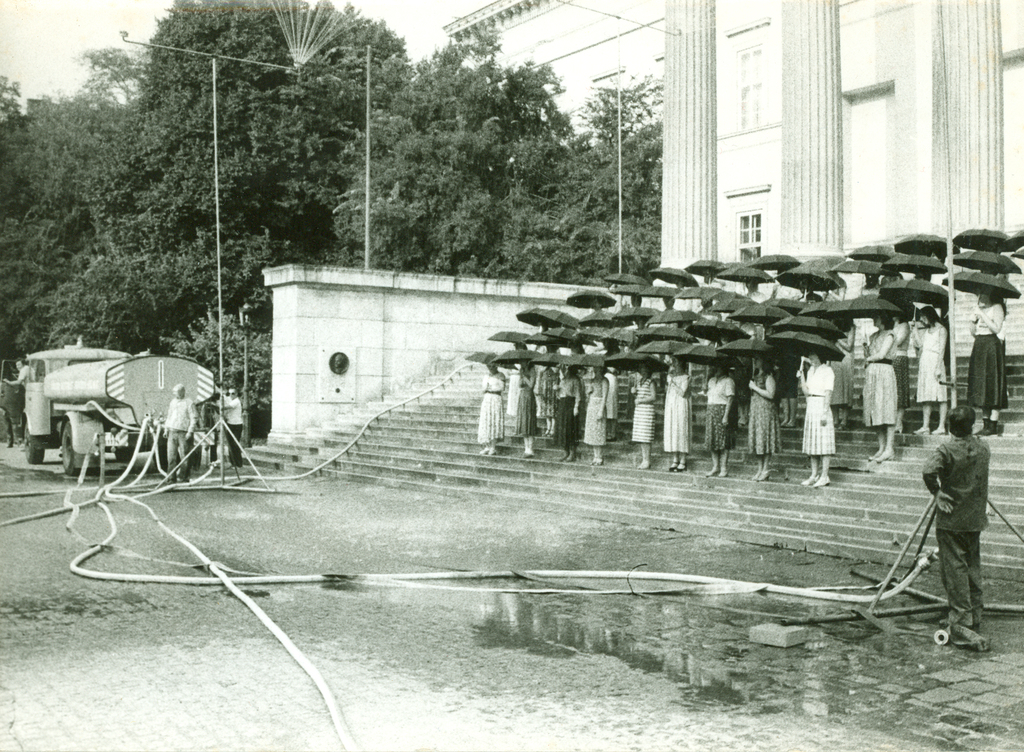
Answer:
[{"left": 2, "top": 446, "right": 1024, "bottom": 751}]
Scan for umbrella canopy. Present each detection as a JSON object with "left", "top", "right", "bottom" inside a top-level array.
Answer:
[
  {"left": 566, "top": 289, "right": 617, "bottom": 309},
  {"left": 491, "top": 349, "right": 538, "bottom": 367},
  {"left": 715, "top": 263, "right": 774, "bottom": 285},
  {"left": 770, "top": 315, "right": 844, "bottom": 340},
  {"left": 708, "top": 296, "right": 753, "bottom": 315},
  {"left": 774, "top": 267, "right": 845, "bottom": 293},
  {"left": 609, "top": 283, "right": 648, "bottom": 297},
  {"left": 603, "top": 272, "right": 649, "bottom": 286},
  {"left": 593, "top": 328, "right": 637, "bottom": 346},
  {"left": 635, "top": 327, "right": 694, "bottom": 343},
  {"left": 746, "top": 254, "right": 801, "bottom": 272},
  {"left": 465, "top": 351, "right": 496, "bottom": 365},
  {"left": 954, "top": 228, "right": 1008, "bottom": 254},
  {"left": 728, "top": 303, "right": 789, "bottom": 325},
  {"left": 716, "top": 339, "right": 776, "bottom": 359},
  {"left": 894, "top": 233, "right": 947, "bottom": 259},
  {"left": 672, "top": 342, "right": 723, "bottom": 365},
  {"left": 847, "top": 244, "right": 895, "bottom": 262},
  {"left": 637, "top": 285, "right": 684, "bottom": 299},
  {"left": 766, "top": 332, "right": 845, "bottom": 361},
  {"left": 949, "top": 271, "right": 1022, "bottom": 300},
  {"left": 605, "top": 352, "right": 668, "bottom": 372},
  {"left": 515, "top": 307, "right": 551, "bottom": 328},
  {"left": 649, "top": 266, "right": 699, "bottom": 288},
  {"left": 1006, "top": 229, "right": 1024, "bottom": 255},
  {"left": 952, "top": 250, "right": 1021, "bottom": 276},
  {"left": 532, "top": 352, "right": 574, "bottom": 366},
  {"left": 577, "top": 353, "right": 606, "bottom": 368},
  {"left": 833, "top": 259, "right": 891, "bottom": 276},
  {"left": 636, "top": 340, "right": 688, "bottom": 356},
  {"left": 488, "top": 331, "right": 530, "bottom": 344},
  {"left": 688, "top": 316, "right": 750, "bottom": 342},
  {"left": 546, "top": 326, "right": 595, "bottom": 344},
  {"left": 579, "top": 310, "right": 618, "bottom": 328},
  {"left": 686, "top": 259, "right": 726, "bottom": 279},
  {"left": 524, "top": 332, "right": 564, "bottom": 346},
  {"left": 817, "top": 297, "right": 905, "bottom": 322},
  {"left": 881, "top": 252, "right": 947, "bottom": 277},
  {"left": 613, "top": 306, "right": 659, "bottom": 325},
  {"left": 878, "top": 278, "right": 949, "bottom": 309},
  {"left": 648, "top": 309, "right": 699, "bottom": 326},
  {"left": 673, "top": 286, "right": 720, "bottom": 304},
  {"left": 543, "top": 309, "right": 580, "bottom": 328},
  {"left": 770, "top": 298, "right": 807, "bottom": 315}
]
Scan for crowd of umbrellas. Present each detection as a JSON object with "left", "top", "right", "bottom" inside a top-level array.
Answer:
[{"left": 469, "top": 229, "right": 1023, "bottom": 375}]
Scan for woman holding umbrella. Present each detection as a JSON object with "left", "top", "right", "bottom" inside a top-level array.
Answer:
[
  {"left": 912, "top": 306, "right": 949, "bottom": 435},
  {"left": 513, "top": 361, "right": 539, "bottom": 457},
  {"left": 584, "top": 364, "right": 608, "bottom": 465},
  {"left": 534, "top": 348, "right": 558, "bottom": 437},
  {"left": 477, "top": 362, "right": 506, "bottom": 456},
  {"left": 663, "top": 355, "right": 691, "bottom": 472},
  {"left": 631, "top": 362, "right": 658, "bottom": 470},
  {"left": 798, "top": 352, "right": 835, "bottom": 487},
  {"left": 554, "top": 364, "right": 584, "bottom": 462},
  {"left": 968, "top": 293, "right": 1008, "bottom": 436},
  {"left": 703, "top": 361, "right": 736, "bottom": 477},
  {"left": 747, "top": 356, "right": 780, "bottom": 481},
  {"left": 892, "top": 311, "right": 912, "bottom": 434},
  {"left": 863, "top": 314, "right": 898, "bottom": 462},
  {"left": 831, "top": 321, "right": 855, "bottom": 430}
]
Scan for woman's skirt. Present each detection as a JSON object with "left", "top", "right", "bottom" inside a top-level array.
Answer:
[
  {"left": 631, "top": 404, "right": 655, "bottom": 444},
  {"left": 747, "top": 393, "right": 780, "bottom": 456},
  {"left": 968, "top": 334, "right": 1009, "bottom": 411},
  {"left": 584, "top": 396, "right": 607, "bottom": 446},
  {"left": 477, "top": 393, "right": 504, "bottom": 444},
  {"left": 553, "top": 396, "right": 578, "bottom": 452},
  {"left": 705, "top": 403, "right": 734, "bottom": 451},
  {"left": 862, "top": 362, "right": 897, "bottom": 427},
  {"left": 514, "top": 388, "right": 537, "bottom": 437},
  {"left": 831, "top": 353, "right": 854, "bottom": 407},
  {"left": 802, "top": 396, "right": 835, "bottom": 455},
  {"left": 893, "top": 354, "right": 910, "bottom": 410},
  {"left": 916, "top": 349, "right": 948, "bottom": 404},
  {"left": 662, "top": 395, "right": 691, "bottom": 453}
]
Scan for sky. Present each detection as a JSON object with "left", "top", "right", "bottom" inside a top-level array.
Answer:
[{"left": 0, "top": 0, "right": 483, "bottom": 102}]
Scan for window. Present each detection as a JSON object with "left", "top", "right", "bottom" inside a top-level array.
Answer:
[
  {"left": 738, "top": 212, "right": 762, "bottom": 262},
  {"left": 738, "top": 47, "right": 764, "bottom": 130}
]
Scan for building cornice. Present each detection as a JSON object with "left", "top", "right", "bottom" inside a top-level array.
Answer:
[{"left": 444, "top": 0, "right": 552, "bottom": 37}]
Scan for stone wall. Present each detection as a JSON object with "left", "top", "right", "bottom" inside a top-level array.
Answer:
[{"left": 262, "top": 265, "right": 588, "bottom": 437}]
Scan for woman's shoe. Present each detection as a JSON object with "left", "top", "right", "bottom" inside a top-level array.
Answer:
[
  {"left": 932, "top": 428, "right": 947, "bottom": 436},
  {"left": 801, "top": 476, "right": 818, "bottom": 486},
  {"left": 638, "top": 461, "right": 650, "bottom": 470},
  {"left": 524, "top": 451, "right": 535, "bottom": 458},
  {"left": 812, "top": 476, "right": 830, "bottom": 488},
  {"left": 913, "top": 427, "right": 930, "bottom": 435}
]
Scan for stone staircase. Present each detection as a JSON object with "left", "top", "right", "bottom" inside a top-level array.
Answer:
[{"left": 251, "top": 358, "right": 1024, "bottom": 581}]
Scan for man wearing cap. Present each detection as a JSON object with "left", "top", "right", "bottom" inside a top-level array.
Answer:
[{"left": 165, "top": 384, "right": 197, "bottom": 483}]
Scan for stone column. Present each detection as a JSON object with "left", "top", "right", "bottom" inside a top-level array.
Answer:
[
  {"left": 660, "top": 0, "right": 716, "bottom": 266},
  {"left": 780, "top": 0, "right": 842, "bottom": 257},
  {"left": 933, "top": 0, "right": 1003, "bottom": 233}
]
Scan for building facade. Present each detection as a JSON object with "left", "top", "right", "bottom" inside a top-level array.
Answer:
[{"left": 445, "top": 0, "right": 1024, "bottom": 266}]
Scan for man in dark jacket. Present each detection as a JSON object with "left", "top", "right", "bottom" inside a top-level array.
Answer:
[{"left": 922, "top": 405, "right": 990, "bottom": 651}]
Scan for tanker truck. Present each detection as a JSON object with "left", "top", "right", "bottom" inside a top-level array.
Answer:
[{"left": 22, "top": 343, "right": 215, "bottom": 476}]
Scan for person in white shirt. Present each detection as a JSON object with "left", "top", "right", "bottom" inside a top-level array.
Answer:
[
  {"left": 798, "top": 353, "right": 835, "bottom": 488},
  {"left": 164, "top": 384, "right": 197, "bottom": 482},
  {"left": 222, "top": 387, "right": 244, "bottom": 467}
]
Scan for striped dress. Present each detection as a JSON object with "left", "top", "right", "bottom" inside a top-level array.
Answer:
[
  {"left": 477, "top": 373, "right": 505, "bottom": 444},
  {"left": 631, "top": 378, "right": 656, "bottom": 444},
  {"left": 802, "top": 364, "right": 835, "bottom": 456}
]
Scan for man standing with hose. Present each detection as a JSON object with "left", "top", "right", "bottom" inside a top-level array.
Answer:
[
  {"left": 922, "top": 405, "right": 991, "bottom": 651},
  {"left": 164, "top": 384, "right": 197, "bottom": 484}
]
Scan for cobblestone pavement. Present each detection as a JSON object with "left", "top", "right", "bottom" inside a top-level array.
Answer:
[{"left": 2, "top": 447, "right": 1024, "bottom": 751}]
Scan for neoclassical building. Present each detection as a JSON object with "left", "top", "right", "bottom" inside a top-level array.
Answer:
[{"left": 445, "top": 0, "right": 1024, "bottom": 266}]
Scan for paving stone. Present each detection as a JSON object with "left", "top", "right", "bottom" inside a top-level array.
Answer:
[
  {"left": 875, "top": 683, "right": 912, "bottom": 694},
  {"left": 925, "top": 668, "right": 983, "bottom": 683},
  {"left": 964, "top": 659, "right": 1014, "bottom": 675},
  {"left": 994, "top": 653, "right": 1024, "bottom": 666},
  {"left": 913, "top": 686, "right": 969, "bottom": 704},
  {"left": 847, "top": 674, "right": 880, "bottom": 685},
  {"left": 949, "top": 679, "right": 999, "bottom": 695},
  {"left": 972, "top": 691, "right": 1024, "bottom": 708},
  {"left": 949, "top": 698, "right": 1000, "bottom": 714},
  {"left": 980, "top": 671, "right": 1024, "bottom": 689}
]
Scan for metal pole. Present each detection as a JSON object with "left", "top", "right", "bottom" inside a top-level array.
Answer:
[
  {"left": 365, "top": 44, "right": 371, "bottom": 270},
  {"left": 242, "top": 311, "right": 250, "bottom": 447},
  {"left": 616, "top": 22, "right": 623, "bottom": 274},
  {"left": 937, "top": 4, "right": 958, "bottom": 409},
  {"left": 213, "top": 58, "right": 225, "bottom": 487}
]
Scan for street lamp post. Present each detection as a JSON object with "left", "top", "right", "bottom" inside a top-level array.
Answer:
[{"left": 240, "top": 303, "right": 253, "bottom": 447}]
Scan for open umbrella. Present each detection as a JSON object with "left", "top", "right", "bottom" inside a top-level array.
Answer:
[
  {"left": 686, "top": 259, "right": 726, "bottom": 280},
  {"left": 817, "top": 297, "right": 905, "bottom": 322},
  {"left": 715, "top": 263, "right": 773, "bottom": 285},
  {"left": 894, "top": 233, "right": 947, "bottom": 259},
  {"left": 728, "top": 303, "right": 789, "bottom": 325},
  {"left": 491, "top": 349, "right": 538, "bottom": 367},
  {"left": 953, "top": 228, "right": 1008, "bottom": 254},
  {"left": 949, "top": 271, "right": 1022, "bottom": 300},
  {"left": 524, "top": 332, "right": 564, "bottom": 346},
  {"left": 488, "top": 331, "right": 530, "bottom": 344},
  {"left": 603, "top": 272, "right": 649, "bottom": 286},
  {"left": 766, "top": 332, "right": 845, "bottom": 361},
  {"left": 532, "top": 352, "right": 573, "bottom": 366},
  {"left": 878, "top": 278, "right": 949, "bottom": 309},
  {"left": 605, "top": 352, "right": 668, "bottom": 372},
  {"left": 770, "top": 315, "right": 844, "bottom": 340},
  {"left": 709, "top": 296, "right": 753, "bottom": 315},
  {"left": 952, "top": 250, "right": 1020, "bottom": 276},
  {"left": 579, "top": 310, "right": 617, "bottom": 328},
  {"left": 649, "top": 266, "right": 699, "bottom": 287},
  {"left": 833, "top": 259, "right": 891, "bottom": 276},
  {"left": 577, "top": 353, "right": 606, "bottom": 368},
  {"left": 770, "top": 298, "right": 807, "bottom": 315},
  {"left": 775, "top": 267, "right": 845, "bottom": 293},
  {"left": 746, "top": 254, "right": 801, "bottom": 272},
  {"left": 688, "top": 317, "right": 750, "bottom": 342},
  {"left": 673, "top": 286, "right": 720, "bottom": 304},
  {"left": 881, "top": 253, "right": 947, "bottom": 277},
  {"left": 716, "top": 339, "right": 776, "bottom": 359},
  {"left": 609, "top": 283, "right": 648, "bottom": 297},
  {"left": 637, "top": 285, "right": 684, "bottom": 299},
  {"left": 546, "top": 326, "right": 596, "bottom": 345},
  {"left": 566, "top": 289, "right": 617, "bottom": 309},
  {"left": 648, "top": 309, "right": 699, "bottom": 326},
  {"left": 672, "top": 342, "right": 722, "bottom": 365},
  {"left": 613, "top": 307, "right": 659, "bottom": 325},
  {"left": 636, "top": 340, "right": 688, "bottom": 356},
  {"left": 1006, "top": 229, "right": 1024, "bottom": 255},
  {"left": 635, "top": 327, "right": 693, "bottom": 343},
  {"left": 465, "top": 351, "right": 496, "bottom": 365},
  {"left": 515, "top": 307, "right": 551, "bottom": 328},
  {"left": 593, "top": 328, "right": 637, "bottom": 346},
  {"left": 847, "top": 244, "right": 895, "bottom": 262}
]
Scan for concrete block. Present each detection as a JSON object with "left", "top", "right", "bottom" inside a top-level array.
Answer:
[{"left": 748, "top": 623, "right": 809, "bottom": 648}]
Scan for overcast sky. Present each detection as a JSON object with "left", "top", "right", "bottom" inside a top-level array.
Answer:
[{"left": 0, "top": 0, "right": 482, "bottom": 102}]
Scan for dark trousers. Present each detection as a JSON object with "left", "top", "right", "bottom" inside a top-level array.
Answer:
[
  {"left": 1, "top": 408, "right": 13, "bottom": 446},
  {"left": 936, "top": 528, "right": 983, "bottom": 629},
  {"left": 226, "top": 423, "right": 243, "bottom": 467}
]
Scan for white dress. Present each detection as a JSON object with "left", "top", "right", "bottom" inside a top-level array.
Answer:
[
  {"left": 802, "top": 364, "right": 835, "bottom": 456},
  {"left": 662, "top": 373, "right": 691, "bottom": 453},
  {"left": 916, "top": 326, "right": 948, "bottom": 403}
]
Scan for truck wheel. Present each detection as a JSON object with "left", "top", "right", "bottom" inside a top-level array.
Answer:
[
  {"left": 25, "top": 435, "right": 45, "bottom": 465},
  {"left": 61, "top": 423, "right": 82, "bottom": 477}
]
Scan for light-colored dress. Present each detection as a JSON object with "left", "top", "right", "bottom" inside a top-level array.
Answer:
[
  {"left": 534, "top": 366, "right": 556, "bottom": 419},
  {"left": 863, "top": 330, "right": 897, "bottom": 427},
  {"left": 477, "top": 373, "right": 505, "bottom": 444},
  {"left": 831, "top": 328, "right": 855, "bottom": 407},
  {"left": 748, "top": 372, "right": 779, "bottom": 456},
  {"left": 802, "top": 364, "right": 835, "bottom": 456},
  {"left": 506, "top": 370, "right": 520, "bottom": 420},
  {"left": 604, "top": 371, "right": 618, "bottom": 420},
  {"left": 916, "top": 325, "right": 948, "bottom": 403},
  {"left": 662, "top": 372, "right": 691, "bottom": 453},
  {"left": 631, "top": 378, "right": 656, "bottom": 444},
  {"left": 584, "top": 377, "right": 607, "bottom": 446}
]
